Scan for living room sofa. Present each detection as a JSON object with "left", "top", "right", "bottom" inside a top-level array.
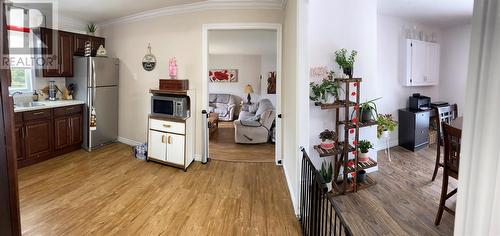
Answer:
[
  {"left": 208, "top": 94, "right": 238, "bottom": 121},
  {"left": 234, "top": 99, "right": 275, "bottom": 144}
]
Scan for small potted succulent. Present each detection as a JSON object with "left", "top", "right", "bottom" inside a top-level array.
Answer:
[
  {"left": 319, "top": 129, "right": 336, "bottom": 150},
  {"left": 377, "top": 114, "right": 398, "bottom": 138},
  {"left": 320, "top": 161, "right": 333, "bottom": 192},
  {"left": 335, "top": 48, "right": 358, "bottom": 78},
  {"left": 357, "top": 140, "right": 373, "bottom": 163},
  {"left": 87, "top": 23, "right": 97, "bottom": 36},
  {"left": 310, "top": 77, "right": 342, "bottom": 105}
]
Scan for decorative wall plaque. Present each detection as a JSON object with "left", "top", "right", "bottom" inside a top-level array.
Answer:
[{"left": 142, "top": 43, "right": 156, "bottom": 71}]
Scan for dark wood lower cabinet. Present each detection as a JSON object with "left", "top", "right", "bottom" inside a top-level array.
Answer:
[
  {"left": 16, "top": 104, "right": 83, "bottom": 168},
  {"left": 24, "top": 120, "right": 52, "bottom": 159}
]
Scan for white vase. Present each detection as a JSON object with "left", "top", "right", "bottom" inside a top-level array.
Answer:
[
  {"left": 382, "top": 130, "right": 390, "bottom": 138},
  {"left": 359, "top": 151, "right": 369, "bottom": 162}
]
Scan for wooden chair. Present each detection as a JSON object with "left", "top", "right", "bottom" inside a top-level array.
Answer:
[
  {"left": 434, "top": 122, "right": 460, "bottom": 225},
  {"left": 431, "top": 104, "right": 458, "bottom": 181}
]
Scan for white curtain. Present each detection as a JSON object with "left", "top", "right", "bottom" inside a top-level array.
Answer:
[{"left": 455, "top": 0, "right": 500, "bottom": 235}]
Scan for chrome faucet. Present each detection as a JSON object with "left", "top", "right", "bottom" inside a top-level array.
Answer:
[{"left": 10, "top": 91, "right": 22, "bottom": 97}]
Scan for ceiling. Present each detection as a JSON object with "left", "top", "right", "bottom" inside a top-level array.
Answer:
[
  {"left": 209, "top": 30, "right": 277, "bottom": 55},
  {"left": 377, "top": 0, "right": 474, "bottom": 29},
  {"left": 56, "top": 0, "right": 284, "bottom": 23}
]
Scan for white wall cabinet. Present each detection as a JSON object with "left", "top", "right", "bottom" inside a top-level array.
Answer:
[{"left": 403, "top": 39, "right": 440, "bottom": 86}]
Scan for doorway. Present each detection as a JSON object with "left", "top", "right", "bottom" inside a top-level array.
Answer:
[{"left": 202, "top": 24, "right": 282, "bottom": 164}]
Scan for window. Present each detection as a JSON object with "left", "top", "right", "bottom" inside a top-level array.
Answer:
[{"left": 8, "top": 7, "right": 35, "bottom": 94}]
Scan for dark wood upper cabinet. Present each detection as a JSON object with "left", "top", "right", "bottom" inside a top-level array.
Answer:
[
  {"left": 40, "top": 28, "right": 60, "bottom": 77},
  {"left": 73, "top": 34, "right": 105, "bottom": 56},
  {"left": 73, "top": 34, "right": 91, "bottom": 56},
  {"left": 58, "top": 31, "right": 74, "bottom": 77},
  {"left": 39, "top": 28, "right": 105, "bottom": 77}
]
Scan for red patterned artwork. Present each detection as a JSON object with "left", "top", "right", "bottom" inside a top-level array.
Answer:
[{"left": 208, "top": 69, "right": 238, "bottom": 82}]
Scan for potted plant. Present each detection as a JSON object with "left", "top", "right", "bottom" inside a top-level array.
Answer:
[
  {"left": 377, "top": 114, "right": 398, "bottom": 138},
  {"left": 310, "top": 78, "right": 342, "bottom": 104},
  {"left": 320, "top": 161, "right": 333, "bottom": 192},
  {"left": 319, "top": 129, "right": 336, "bottom": 150},
  {"left": 335, "top": 48, "right": 358, "bottom": 78},
  {"left": 357, "top": 140, "right": 373, "bottom": 163},
  {"left": 87, "top": 23, "right": 97, "bottom": 36},
  {"left": 356, "top": 170, "right": 367, "bottom": 183},
  {"left": 352, "top": 97, "right": 381, "bottom": 123}
]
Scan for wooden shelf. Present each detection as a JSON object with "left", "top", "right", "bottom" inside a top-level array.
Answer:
[
  {"left": 313, "top": 142, "right": 355, "bottom": 157},
  {"left": 345, "top": 158, "right": 377, "bottom": 173},
  {"left": 338, "top": 120, "right": 377, "bottom": 129},
  {"left": 334, "top": 78, "right": 363, "bottom": 83},
  {"left": 331, "top": 174, "right": 376, "bottom": 196},
  {"left": 317, "top": 100, "right": 357, "bottom": 110}
]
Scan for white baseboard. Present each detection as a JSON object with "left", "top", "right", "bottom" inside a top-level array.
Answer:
[
  {"left": 283, "top": 161, "right": 300, "bottom": 216},
  {"left": 117, "top": 137, "right": 142, "bottom": 146}
]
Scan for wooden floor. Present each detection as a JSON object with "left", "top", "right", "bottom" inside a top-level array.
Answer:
[
  {"left": 18, "top": 143, "right": 300, "bottom": 235},
  {"left": 334, "top": 145, "right": 456, "bottom": 236},
  {"left": 209, "top": 121, "right": 275, "bottom": 163}
]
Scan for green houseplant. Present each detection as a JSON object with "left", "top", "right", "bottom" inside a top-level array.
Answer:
[
  {"left": 320, "top": 161, "right": 333, "bottom": 191},
  {"left": 310, "top": 78, "right": 342, "bottom": 104},
  {"left": 319, "top": 129, "right": 336, "bottom": 150},
  {"left": 335, "top": 48, "right": 358, "bottom": 78},
  {"left": 377, "top": 114, "right": 398, "bottom": 138},
  {"left": 351, "top": 97, "right": 381, "bottom": 123},
  {"left": 357, "top": 140, "right": 373, "bottom": 163},
  {"left": 87, "top": 23, "right": 97, "bottom": 35}
]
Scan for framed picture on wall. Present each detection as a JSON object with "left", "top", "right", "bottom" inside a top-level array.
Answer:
[
  {"left": 267, "top": 71, "right": 276, "bottom": 94},
  {"left": 209, "top": 69, "right": 238, "bottom": 82}
]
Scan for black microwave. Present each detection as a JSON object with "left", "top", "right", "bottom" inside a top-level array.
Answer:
[{"left": 151, "top": 95, "right": 189, "bottom": 118}]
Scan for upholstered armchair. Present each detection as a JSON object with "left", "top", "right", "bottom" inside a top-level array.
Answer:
[
  {"left": 234, "top": 99, "right": 276, "bottom": 144},
  {"left": 208, "top": 94, "right": 238, "bottom": 121}
]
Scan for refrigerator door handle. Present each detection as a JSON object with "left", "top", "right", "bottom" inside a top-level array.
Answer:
[{"left": 92, "top": 59, "right": 96, "bottom": 88}]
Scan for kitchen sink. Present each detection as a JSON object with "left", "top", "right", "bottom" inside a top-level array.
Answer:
[{"left": 14, "top": 102, "right": 45, "bottom": 108}]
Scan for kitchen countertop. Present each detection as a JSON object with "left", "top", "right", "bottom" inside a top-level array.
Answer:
[{"left": 14, "top": 100, "right": 85, "bottom": 113}]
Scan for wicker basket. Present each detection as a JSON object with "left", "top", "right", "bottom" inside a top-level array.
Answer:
[{"left": 429, "top": 129, "right": 438, "bottom": 145}]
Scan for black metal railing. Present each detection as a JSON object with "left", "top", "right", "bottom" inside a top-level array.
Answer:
[{"left": 300, "top": 148, "right": 353, "bottom": 236}]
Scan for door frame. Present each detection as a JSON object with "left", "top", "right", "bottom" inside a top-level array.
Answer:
[{"left": 202, "top": 23, "right": 283, "bottom": 165}]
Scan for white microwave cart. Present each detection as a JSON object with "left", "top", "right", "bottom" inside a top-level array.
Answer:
[{"left": 147, "top": 89, "right": 195, "bottom": 171}]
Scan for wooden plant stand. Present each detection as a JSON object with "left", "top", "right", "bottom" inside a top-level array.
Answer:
[{"left": 313, "top": 78, "right": 378, "bottom": 195}]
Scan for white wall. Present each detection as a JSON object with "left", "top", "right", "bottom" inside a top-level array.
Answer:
[
  {"left": 376, "top": 14, "right": 442, "bottom": 148},
  {"left": 308, "top": 0, "right": 379, "bottom": 170},
  {"left": 208, "top": 54, "right": 261, "bottom": 103},
  {"left": 260, "top": 54, "right": 277, "bottom": 105},
  {"left": 101, "top": 9, "right": 283, "bottom": 156},
  {"left": 439, "top": 24, "right": 471, "bottom": 116}
]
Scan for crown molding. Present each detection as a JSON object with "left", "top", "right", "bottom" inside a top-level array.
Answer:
[{"left": 98, "top": 0, "right": 285, "bottom": 27}]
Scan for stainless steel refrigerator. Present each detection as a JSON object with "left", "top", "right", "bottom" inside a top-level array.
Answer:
[{"left": 67, "top": 56, "right": 119, "bottom": 151}]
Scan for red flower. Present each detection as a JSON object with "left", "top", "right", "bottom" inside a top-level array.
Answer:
[
  {"left": 351, "top": 92, "right": 356, "bottom": 96},
  {"left": 352, "top": 117, "right": 357, "bottom": 123},
  {"left": 352, "top": 150, "right": 357, "bottom": 155},
  {"left": 347, "top": 160, "right": 354, "bottom": 167},
  {"left": 350, "top": 129, "right": 354, "bottom": 134},
  {"left": 353, "top": 140, "right": 357, "bottom": 145}
]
